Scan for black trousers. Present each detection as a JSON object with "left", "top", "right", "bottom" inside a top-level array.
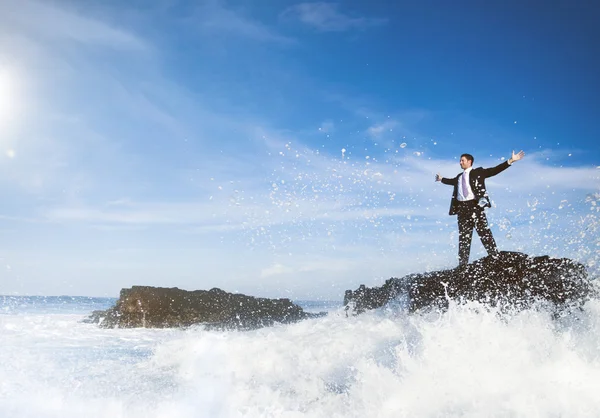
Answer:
[{"left": 456, "top": 200, "right": 498, "bottom": 266}]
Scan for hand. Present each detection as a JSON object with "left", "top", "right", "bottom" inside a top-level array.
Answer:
[
  {"left": 509, "top": 150, "right": 525, "bottom": 164},
  {"left": 435, "top": 173, "right": 442, "bottom": 182}
]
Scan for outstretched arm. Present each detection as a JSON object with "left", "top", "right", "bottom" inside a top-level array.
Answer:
[
  {"left": 435, "top": 173, "right": 456, "bottom": 185},
  {"left": 482, "top": 149, "right": 526, "bottom": 177},
  {"left": 508, "top": 150, "right": 525, "bottom": 165}
]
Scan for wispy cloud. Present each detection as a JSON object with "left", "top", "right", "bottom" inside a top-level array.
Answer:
[
  {"left": 318, "top": 120, "right": 335, "bottom": 134},
  {"left": 367, "top": 120, "right": 398, "bottom": 138},
  {"left": 0, "top": 0, "right": 148, "bottom": 51},
  {"left": 39, "top": 137, "right": 599, "bottom": 233},
  {"left": 282, "top": 2, "right": 387, "bottom": 32},
  {"left": 194, "top": 0, "right": 295, "bottom": 44},
  {"left": 260, "top": 263, "right": 294, "bottom": 278}
]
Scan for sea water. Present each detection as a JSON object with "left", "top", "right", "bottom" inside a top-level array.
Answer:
[{"left": 1, "top": 295, "right": 600, "bottom": 418}]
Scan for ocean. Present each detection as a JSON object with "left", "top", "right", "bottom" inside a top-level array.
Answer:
[{"left": 1, "top": 295, "right": 600, "bottom": 417}]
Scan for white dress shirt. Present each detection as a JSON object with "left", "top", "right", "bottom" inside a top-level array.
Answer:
[{"left": 457, "top": 167, "right": 475, "bottom": 201}]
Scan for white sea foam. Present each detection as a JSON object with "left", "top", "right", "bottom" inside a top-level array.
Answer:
[{"left": 1, "top": 298, "right": 600, "bottom": 417}]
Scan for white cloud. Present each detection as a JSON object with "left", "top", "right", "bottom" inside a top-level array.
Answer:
[
  {"left": 37, "top": 134, "right": 599, "bottom": 238},
  {"left": 194, "top": 0, "right": 294, "bottom": 44},
  {"left": 367, "top": 120, "right": 398, "bottom": 138},
  {"left": 282, "top": 2, "right": 387, "bottom": 32},
  {"left": 318, "top": 120, "right": 335, "bottom": 133},
  {"left": 0, "top": 0, "right": 148, "bottom": 51},
  {"left": 298, "top": 258, "right": 354, "bottom": 273},
  {"left": 260, "top": 263, "right": 294, "bottom": 278}
]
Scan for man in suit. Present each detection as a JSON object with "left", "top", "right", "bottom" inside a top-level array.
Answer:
[{"left": 435, "top": 150, "right": 525, "bottom": 266}]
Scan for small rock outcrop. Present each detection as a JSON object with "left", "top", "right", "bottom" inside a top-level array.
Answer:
[
  {"left": 344, "top": 251, "right": 597, "bottom": 315},
  {"left": 85, "top": 286, "right": 324, "bottom": 330}
]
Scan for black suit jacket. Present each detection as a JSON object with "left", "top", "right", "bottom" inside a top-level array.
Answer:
[{"left": 441, "top": 161, "right": 511, "bottom": 215}]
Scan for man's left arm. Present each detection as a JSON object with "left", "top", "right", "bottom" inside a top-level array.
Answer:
[{"left": 483, "top": 150, "right": 525, "bottom": 177}]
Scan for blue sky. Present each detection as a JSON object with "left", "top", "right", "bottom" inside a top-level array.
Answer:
[{"left": 0, "top": 0, "right": 599, "bottom": 299}]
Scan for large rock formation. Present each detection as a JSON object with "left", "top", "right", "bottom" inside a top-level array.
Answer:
[
  {"left": 85, "top": 286, "right": 324, "bottom": 330},
  {"left": 344, "top": 251, "right": 598, "bottom": 315}
]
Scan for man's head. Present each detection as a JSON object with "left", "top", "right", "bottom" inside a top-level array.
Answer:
[{"left": 460, "top": 153, "right": 474, "bottom": 169}]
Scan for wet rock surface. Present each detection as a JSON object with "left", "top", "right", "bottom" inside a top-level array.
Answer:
[
  {"left": 85, "top": 286, "right": 324, "bottom": 330},
  {"left": 344, "top": 251, "right": 598, "bottom": 315}
]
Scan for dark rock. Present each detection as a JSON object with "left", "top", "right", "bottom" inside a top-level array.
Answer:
[
  {"left": 86, "top": 286, "right": 325, "bottom": 330},
  {"left": 344, "top": 251, "right": 598, "bottom": 315},
  {"left": 81, "top": 310, "right": 107, "bottom": 324}
]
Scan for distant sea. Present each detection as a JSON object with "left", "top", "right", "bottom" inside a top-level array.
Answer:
[{"left": 1, "top": 295, "right": 599, "bottom": 417}]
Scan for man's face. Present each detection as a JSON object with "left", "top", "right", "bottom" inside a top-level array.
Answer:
[{"left": 460, "top": 156, "right": 472, "bottom": 169}]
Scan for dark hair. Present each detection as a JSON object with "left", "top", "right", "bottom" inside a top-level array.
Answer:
[{"left": 461, "top": 153, "right": 474, "bottom": 164}]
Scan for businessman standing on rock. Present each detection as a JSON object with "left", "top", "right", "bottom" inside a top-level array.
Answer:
[{"left": 435, "top": 150, "right": 525, "bottom": 267}]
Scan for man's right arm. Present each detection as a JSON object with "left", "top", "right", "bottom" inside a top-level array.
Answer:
[{"left": 436, "top": 173, "right": 456, "bottom": 185}]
